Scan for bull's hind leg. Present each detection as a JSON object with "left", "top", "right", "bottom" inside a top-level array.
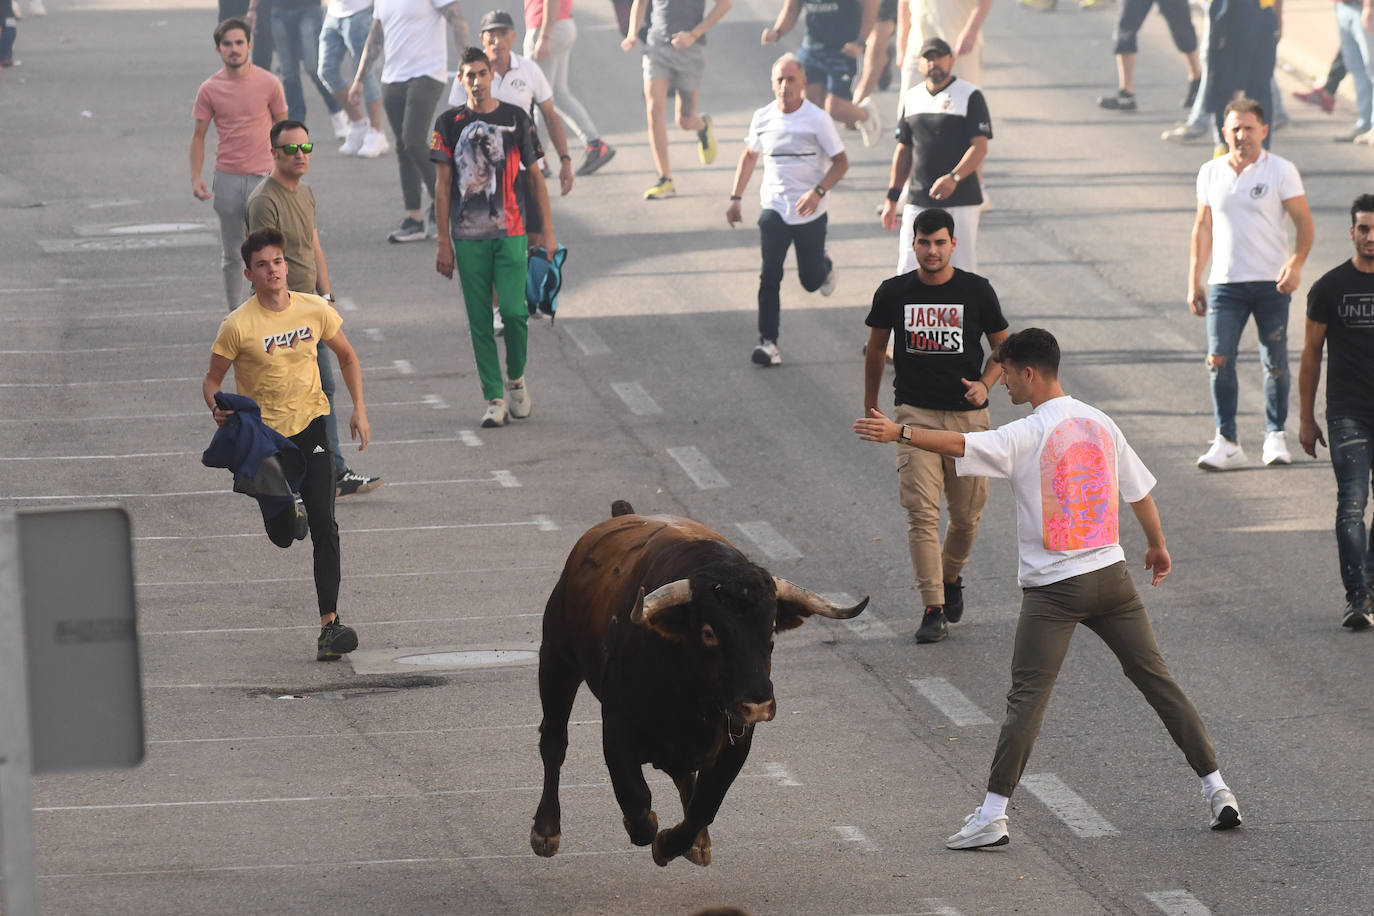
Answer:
[
  {"left": 531, "top": 643, "right": 581, "bottom": 857},
  {"left": 670, "top": 772, "right": 711, "bottom": 867}
]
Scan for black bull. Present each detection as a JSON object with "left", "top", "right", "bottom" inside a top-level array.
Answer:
[{"left": 530, "top": 501, "right": 868, "bottom": 866}]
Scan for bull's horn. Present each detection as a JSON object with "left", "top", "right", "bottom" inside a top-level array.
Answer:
[
  {"left": 773, "top": 578, "right": 869, "bottom": 619},
  {"left": 632, "top": 579, "right": 692, "bottom": 625}
]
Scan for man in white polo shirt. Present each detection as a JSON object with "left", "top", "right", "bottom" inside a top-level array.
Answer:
[
  {"left": 1188, "top": 96, "right": 1314, "bottom": 470},
  {"left": 726, "top": 52, "right": 848, "bottom": 367}
]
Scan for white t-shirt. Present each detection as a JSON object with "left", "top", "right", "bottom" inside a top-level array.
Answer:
[
  {"left": 955, "top": 396, "right": 1157, "bottom": 588},
  {"left": 327, "top": 0, "right": 373, "bottom": 18},
  {"left": 1196, "top": 150, "right": 1305, "bottom": 285},
  {"left": 374, "top": 0, "right": 454, "bottom": 85},
  {"left": 744, "top": 99, "right": 845, "bottom": 225},
  {"left": 448, "top": 52, "right": 553, "bottom": 112}
]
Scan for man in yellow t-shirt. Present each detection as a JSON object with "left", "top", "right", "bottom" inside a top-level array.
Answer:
[{"left": 203, "top": 226, "right": 372, "bottom": 661}]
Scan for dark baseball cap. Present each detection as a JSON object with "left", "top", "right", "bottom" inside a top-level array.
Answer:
[
  {"left": 479, "top": 9, "right": 516, "bottom": 31},
  {"left": 919, "top": 37, "right": 953, "bottom": 58}
]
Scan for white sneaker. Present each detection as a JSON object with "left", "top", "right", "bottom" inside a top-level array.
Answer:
[
  {"left": 1206, "top": 787, "right": 1242, "bottom": 830},
  {"left": 481, "top": 398, "right": 508, "bottom": 428},
  {"left": 29, "top": 0, "right": 45, "bottom": 15},
  {"left": 339, "top": 119, "right": 369, "bottom": 156},
  {"left": 1196, "top": 432, "right": 1246, "bottom": 471},
  {"left": 856, "top": 97, "right": 882, "bottom": 148},
  {"left": 357, "top": 127, "right": 390, "bottom": 158},
  {"left": 507, "top": 377, "right": 532, "bottom": 419},
  {"left": 330, "top": 110, "right": 351, "bottom": 140},
  {"left": 751, "top": 340, "right": 782, "bottom": 367},
  {"left": 1261, "top": 430, "right": 1292, "bottom": 465},
  {"left": 1355, "top": 129, "right": 1374, "bottom": 146},
  {"left": 819, "top": 261, "right": 837, "bottom": 296},
  {"left": 492, "top": 306, "right": 504, "bottom": 337},
  {"left": 946, "top": 807, "right": 1010, "bottom": 849}
]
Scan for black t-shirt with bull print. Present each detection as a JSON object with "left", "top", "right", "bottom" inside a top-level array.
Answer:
[
  {"left": 866, "top": 267, "right": 1008, "bottom": 411},
  {"left": 430, "top": 101, "right": 544, "bottom": 242}
]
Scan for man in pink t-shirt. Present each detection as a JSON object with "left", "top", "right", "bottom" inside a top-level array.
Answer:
[{"left": 191, "top": 17, "right": 289, "bottom": 310}]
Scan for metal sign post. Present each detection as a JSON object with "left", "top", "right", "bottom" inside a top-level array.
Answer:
[{"left": 0, "top": 512, "right": 38, "bottom": 916}]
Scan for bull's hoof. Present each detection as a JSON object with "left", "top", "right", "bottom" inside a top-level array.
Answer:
[
  {"left": 684, "top": 828, "right": 711, "bottom": 867},
  {"left": 530, "top": 827, "right": 561, "bottom": 857},
  {"left": 651, "top": 831, "right": 671, "bottom": 867},
  {"left": 652, "top": 824, "right": 704, "bottom": 867},
  {"left": 624, "top": 809, "right": 658, "bottom": 847}
]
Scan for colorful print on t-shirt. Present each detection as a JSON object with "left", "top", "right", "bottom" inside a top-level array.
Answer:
[
  {"left": 1039, "top": 417, "right": 1118, "bottom": 551},
  {"left": 904, "top": 302, "right": 964, "bottom": 354}
]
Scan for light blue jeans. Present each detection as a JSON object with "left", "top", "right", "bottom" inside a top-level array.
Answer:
[
  {"left": 1336, "top": 0, "right": 1374, "bottom": 132},
  {"left": 1205, "top": 281, "right": 1290, "bottom": 443},
  {"left": 318, "top": 7, "right": 379, "bottom": 104}
]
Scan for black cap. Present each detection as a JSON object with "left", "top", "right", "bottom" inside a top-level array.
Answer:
[
  {"left": 919, "top": 37, "right": 953, "bottom": 58},
  {"left": 479, "top": 9, "right": 516, "bottom": 31}
]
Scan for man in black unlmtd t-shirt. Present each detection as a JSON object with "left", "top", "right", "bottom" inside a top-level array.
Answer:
[
  {"left": 1299, "top": 194, "right": 1374, "bottom": 631},
  {"left": 863, "top": 207, "right": 1009, "bottom": 644}
]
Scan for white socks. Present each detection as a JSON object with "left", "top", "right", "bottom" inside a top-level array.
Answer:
[
  {"left": 1201, "top": 770, "right": 1227, "bottom": 799},
  {"left": 980, "top": 791, "right": 1010, "bottom": 822}
]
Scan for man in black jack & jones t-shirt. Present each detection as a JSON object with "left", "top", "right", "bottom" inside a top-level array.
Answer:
[
  {"left": 863, "top": 206, "right": 1009, "bottom": 644},
  {"left": 1299, "top": 194, "right": 1374, "bottom": 631}
]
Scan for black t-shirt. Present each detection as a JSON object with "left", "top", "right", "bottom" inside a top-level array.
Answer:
[
  {"left": 1306, "top": 259, "right": 1374, "bottom": 425},
  {"left": 803, "top": 0, "right": 862, "bottom": 50},
  {"left": 896, "top": 77, "right": 992, "bottom": 209},
  {"left": 430, "top": 102, "right": 543, "bottom": 241},
  {"left": 867, "top": 268, "right": 1008, "bottom": 411}
]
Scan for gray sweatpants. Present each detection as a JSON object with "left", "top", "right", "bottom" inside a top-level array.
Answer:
[{"left": 212, "top": 170, "right": 267, "bottom": 310}]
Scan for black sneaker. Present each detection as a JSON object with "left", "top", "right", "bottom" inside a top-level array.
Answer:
[
  {"left": 1097, "top": 90, "right": 1137, "bottom": 112},
  {"left": 1341, "top": 594, "right": 1374, "bottom": 631},
  {"left": 1181, "top": 76, "right": 1201, "bottom": 109},
  {"left": 915, "top": 606, "right": 948, "bottom": 643},
  {"left": 943, "top": 577, "right": 965, "bottom": 623},
  {"left": 291, "top": 494, "right": 309, "bottom": 541},
  {"left": 577, "top": 139, "right": 616, "bottom": 176},
  {"left": 336, "top": 469, "right": 383, "bottom": 498},
  {"left": 317, "top": 617, "right": 359, "bottom": 661},
  {"left": 388, "top": 216, "right": 426, "bottom": 243},
  {"left": 425, "top": 203, "right": 438, "bottom": 239}
]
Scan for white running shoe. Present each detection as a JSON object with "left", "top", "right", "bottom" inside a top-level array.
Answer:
[
  {"left": 1197, "top": 432, "right": 1246, "bottom": 471},
  {"left": 1206, "top": 787, "right": 1242, "bottom": 830},
  {"left": 856, "top": 97, "right": 882, "bottom": 148},
  {"left": 507, "top": 376, "right": 532, "bottom": 419},
  {"left": 819, "top": 262, "right": 837, "bottom": 296},
  {"left": 29, "top": 0, "right": 46, "bottom": 15},
  {"left": 751, "top": 340, "right": 782, "bottom": 367},
  {"left": 1261, "top": 430, "right": 1292, "bottom": 465},
  {"left": 339, "top": 120, "right": 368, "bottom": 156},
  {"left": 357, "top": 127, "right": 390, "bottom": 158},
  {"left": 481, "top": 398, "right": 508, "bottom": 428},
  {"left": 492, "top": 306, "right": 504, "bottom": 336},
  {"left": 946, "top": 807, "right": 1010, "bottom": 849},
  {"left": 330, "top": 110, "right": 351, "bottom": 140}
]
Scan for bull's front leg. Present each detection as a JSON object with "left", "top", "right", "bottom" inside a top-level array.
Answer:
[
  {"left": 652, "top": 732, "right": 753, "bottom": 867},
  {"left": 601, "top": 716, "right": 658, "bottom": 847}
]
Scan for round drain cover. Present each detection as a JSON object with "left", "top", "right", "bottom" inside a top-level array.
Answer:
[{"left": 395, "top": 649, "right": 537, "bottom": 668}]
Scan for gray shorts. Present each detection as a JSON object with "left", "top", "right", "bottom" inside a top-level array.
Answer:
[{"left": 642, "top": 40, "right": 707, "bottom": 93}]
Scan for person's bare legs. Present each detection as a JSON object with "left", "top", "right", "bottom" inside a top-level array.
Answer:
[
  {"left": 674, "top": 87, "right": 705, "bottom": 134},
  {"left": 854, "top": 20, "right": 895, "bottom": 104},
  {"left": 1116, "top": 51, "right": 1135, "bottom": 93},
  {"left": 645, "top": 77, "right": 672, "bottom": 178}
]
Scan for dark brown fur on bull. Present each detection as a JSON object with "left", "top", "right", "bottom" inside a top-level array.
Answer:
[{"left": 531, "top": 500, "right": 868, "bottom": 866}]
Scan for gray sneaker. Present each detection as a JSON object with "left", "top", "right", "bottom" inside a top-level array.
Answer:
[
  {"left": 481, "top": 398, "right": 508, "bottom": 428},
  {"left": 507, "top": 377, "right": 532, "bottom": 419},
  {"left": 1206, "top": 787, "right": 1242, "bottom": 830}
]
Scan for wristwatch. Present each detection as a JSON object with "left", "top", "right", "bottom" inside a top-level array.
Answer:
[
  {"left": 322, "top": 293, "right": 335, "bottom": 303},
  {"left": 899, "top": 425, "right": 912, "bottom": 443},
  {"left": 948, "top": 171, "right": 961, "bottom": 184}
]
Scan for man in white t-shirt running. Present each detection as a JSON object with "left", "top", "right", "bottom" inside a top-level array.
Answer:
[
  {"left": 1188, "top": 96, "right": 1314, "bottom": 471},
  {"left": 726, "top": 53, "right": 849, "bottom": 367},
  {"left": 854, "top": 327, "right": 1243, "bottom": 849}
]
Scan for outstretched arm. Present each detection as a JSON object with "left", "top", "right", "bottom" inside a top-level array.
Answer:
[{"left": 854, "top": 408, "right": 966, "bottom": 456}]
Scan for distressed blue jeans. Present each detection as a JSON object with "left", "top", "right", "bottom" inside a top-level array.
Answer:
[
  {"left": 1205, "top": 281, "right": 1290, "bottom": 443},
  {"left": 1330, "top": 416, "right": 1374, "bottom": 601}
]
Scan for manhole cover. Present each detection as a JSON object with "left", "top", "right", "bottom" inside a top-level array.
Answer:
[{"left": 396, "top": 649, "right": 537, "bottom": 668}]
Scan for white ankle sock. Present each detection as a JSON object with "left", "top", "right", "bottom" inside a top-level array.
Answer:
[
  {"left": 1201, "top": 770, "right": 1227, "bottom": 799},
  {"left": 980, "top": 792, "right": 1009, "bottom": 821}
]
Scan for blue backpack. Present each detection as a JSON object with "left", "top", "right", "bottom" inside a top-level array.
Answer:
[{"left": 526, "top": 244, "right": 567, "bottom": 322}]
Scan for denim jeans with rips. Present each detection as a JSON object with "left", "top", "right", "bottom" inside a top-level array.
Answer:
[
  {"left": 1205, "top": 280, "right": 1291, "bottom": 443},
  {"left": 1330, "top": 416, "right": 1374, "bottom": 601}
]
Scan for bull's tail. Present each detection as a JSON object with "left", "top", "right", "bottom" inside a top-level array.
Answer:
[{"left": 610, "top": 500, "right": 635, "bottom": 517}]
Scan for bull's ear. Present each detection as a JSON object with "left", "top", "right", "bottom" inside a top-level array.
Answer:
[{"left": 774, "top": 601, "right": 810, "bottom": 632}]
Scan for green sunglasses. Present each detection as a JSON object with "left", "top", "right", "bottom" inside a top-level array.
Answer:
[{"left": 274, "top": 142, "right": 314, "bottom": 154}]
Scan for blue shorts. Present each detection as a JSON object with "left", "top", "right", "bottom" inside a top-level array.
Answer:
[{"left": 798, "top": 42, "right": 856, "bottom": 100}]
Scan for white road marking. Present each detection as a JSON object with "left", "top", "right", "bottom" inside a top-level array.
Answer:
[
  {"left": 136, "top": 518, "right": 559, "bottom": 542},
  {"left": 1, "top": 476, "right": 511, "bottom": 502},
  {"left": 86, "top": 198, "right": 141, "bottom": 209},
  {"left": 1020, "top": 773, "right": 1120, "bottom": 838},
  {"left": 458, "top": 430, "right": 483, "bottom": 446},
  {"left": 491, "top": 470, "right": 520, "bottom": 488},
  {"left": 337, "top": 296, "right": 359, "bottom": 312},
  {"left": 908, "top": 677, "right": 995, "bottom": 727},
  {"left": 148, "top": 719, "right": 603, "bottom": 744},
  {"left": 823, "top": 592, "right": 893, "bottom": 640},
  {"left": 0, "top": 434, "right": 471, "bottom": 462},
  {"left": 137, "top": 564, "right": 558, "bottom": 587},
  {"left": 142, "top": 611, "right": 545, "bottom": 636},
  {"left": 564, "top": 322, "right": 610, "bottom": 355},
  {"left": 0, "top": 342, "right": 201, "bottom": 355},
  {"left": 0, "top": 399, "right": 443, "bottom": 425},
  {"left": 832, "top": 826, "right": 879, "bottom": 852},
  {"left": 667, "top": 446, "right": 730, "bottom": 489},
  {"left": 422, "top": 393, "right": 448, "bottom": 409},
  {"left": 735, "top": 521, "right": 802, "bottom": 560},
  {"left": 1144, "top": 890, "right": 1212, "bottom": 916},
  {"left": 392, "top": 359, "right": 414, "bottom": 375},
  {"left": 1, "top": 307, "right": 206, "bottom": 322},
  {"left": 610, "top": 381, "right": 663, "bottom": 416},
  {"left": 533, "top": 514, "right": 559, "bottom": 531},
  {"left": 763, "top": 762, "right": 801, "bottom": 786},
  {"left": 363, "top": 327, "right": 383, "bottom": 342}
]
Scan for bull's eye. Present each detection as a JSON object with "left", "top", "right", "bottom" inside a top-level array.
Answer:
[{"left": 701, "top": 623, "right": 719, "bottom": 647}]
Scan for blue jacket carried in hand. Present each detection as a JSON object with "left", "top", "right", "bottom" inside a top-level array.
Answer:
[
  {"left": 526, "top": 244, "right": 567, "bottom": 321},
  {"left": 201, "top": 392, "right": 306, "bottom": 524}
]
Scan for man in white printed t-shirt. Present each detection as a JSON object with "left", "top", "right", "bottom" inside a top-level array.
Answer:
[
  {"left": 727, "top": 53, "right": 849, "bottom": 367},
  {"left": 854, "top": 327, "right": 1243, "bottom": 849},
  {"left": 1188, "top": 96, "right": 1314, "bottom": 471}
]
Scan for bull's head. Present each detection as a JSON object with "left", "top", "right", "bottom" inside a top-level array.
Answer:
[{"left": 629, "top": 569, "right": 868, "bottom": 736}]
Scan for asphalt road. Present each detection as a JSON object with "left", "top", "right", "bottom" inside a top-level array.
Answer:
[{"left": 2, "top": 1, "right": 1373, "bottom": 914}]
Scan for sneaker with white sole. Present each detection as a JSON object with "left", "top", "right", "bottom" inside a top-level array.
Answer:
[
  {"left": 819, "top": 261, "right": 837, "bottom": 296},
  {"left": 751, "top": 340, "right": 782, "bottom": 367},
  {"left": 1162, "top": 121, "right": 1208, "bottom": 143},
  {"left": 481, "top": 398, "right": 508, "bottom": 428},
  {"left": 946, "top": 807, "right": 1010, "bottom": 849},
  {"left": 856, "top": 97, "right": 882, "bottom": 148},
  {"left": 507, "top": 377, "right": 532, "bottom": 419},
  {"left": 388, "top": 217, "right": 427, "bottom": 243},
  {"left": 1261, "top": 430, "right": 1292, "bottom": 465},
  {"left": 1206, "top": 787, "right": 1242, "bottom": 830},
  {"left": 1341, "top": 593, "right": 1374, "bottom": 631},
  {"left": 336, "top": 469, "right": 383, "bottom": 498},
  {"left": 330, "top": 110, "right": 351, "bottom": 140},
  {"left": 1197, "top": 432, "right": 1246, "bottom": 471},
  {"left": 339, "top": 120, "right": 369, "bottom": 155},
  {"left": 357, "top": 127, "right": 390, "bottom": 158},
  {"left": 493, "top": 305, "right": 504, "bottom": 336}
]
